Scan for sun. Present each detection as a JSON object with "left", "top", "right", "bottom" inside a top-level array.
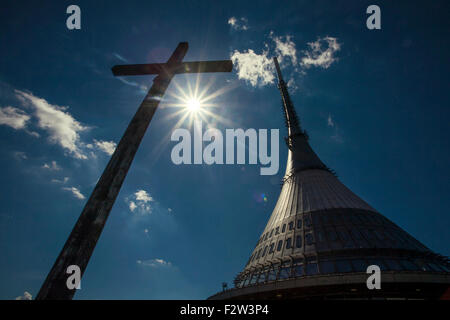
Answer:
[
  {"left": 186, "top": 98, "right": 201, "bottom": 112},
  {"left": 161, "top": 74, "right": 238, "bottom": 131}
]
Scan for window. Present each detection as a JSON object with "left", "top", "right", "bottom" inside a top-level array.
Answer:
[
  {"left": 305, "top": 233, "right": 314, "bottom": 246},
  {"left": 257, "top": 270, "right": 267, "bottom": 283},
  {"left": 400, "top": 260, "right": 420, "bottom": 271},
  {"left": 279, "top": 267, "right": 290, "bottom": 279},
  {"left": 267, "top": 268, "right": 277, "bottom": 281},
  {"left": 256, "top": 249, "right": 262, "bottom": 259},
  {"left": 249, "top": 273, "right": 258, "bottom": 285},
  {"left": 384, "top": 259, "right": 402, "bottom": 271},
  {"left": 269, "top": 243, "right": 275, "bottom": 253},
  {"left": 282, "top": 224, "right": 286, "bottom": 233},
  {"left": 243, "top": 274, "right": 251, "bottom": 286},
  {"left": 328, "top": 229, "right": 338, "bottom": 241},
  {"left": 262, "top": 246, "right": 268, "bottom": 257},
  {"left": 296, "top": 235, "right": 302, "bottom": 248},
  {"left": 320, "top": 261, "right": 335, "bottom": 274},
  {"left": 368, "top": 259, "right": 387, "bottom": 271},
  {"left": 312, "top": 214, "right": 321, "bottom": 226},
  {"left": 352, "top": 259, "right": 368, "bottom": 272},
  {"left": 297, "top": 219, "right": 302, "bottom": 229},
  {"left": 336, "top": 260, "right": 353, "bottom": 273},
  {"left": 288, "top": 221, "right": 294, "bottom": 230},
  {"left": 286, "top": 238, "right": 292, "bottom": 249},
  {"left": 269, "top": 229, "right": 274, "bottom": 238},
  {"left": 277, "top": 240, "right": 283, "bottom": 251},
  {"left": 414, "top": 259, "right": 432, "bottom": 272},
  {"left": 351, "top": 228, "right": 362, "bottom": 239},
  {"left": 316, "top": 230, "right": 325, "bottom": 242},
  {"left": 275, "top": 227, "right": 280, "bottom": 235},
  {"left": 295, "top": 265, "right": 304, "bottom": 277},
  {"left": 306, "top": 263, "right": 319, "bottom": 275},
  {"left": 304, "top": 215, "right": 312, "bottom": 227}
]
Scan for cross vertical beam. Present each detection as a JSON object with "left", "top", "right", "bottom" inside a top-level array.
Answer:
[{"left": 36, "top": 42, "right": 232, "bottom": 299}]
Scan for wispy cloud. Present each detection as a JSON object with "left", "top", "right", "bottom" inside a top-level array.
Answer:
[
  {"left": 0, "top": 106, "right": 30, "bottom": 129},
  {"left": 327, "top": 114, "right": 335, "bottom": 127},
  {"left": 113, "top": 52, "right": 129, "bottom": 63},
  {"left": 228, "top": 16, "right": 249, "bottom": 31},
  {"left": 51, "top": 177, "right": 69, "bottom": 184},
  {"left": 327, "top": 114, "right": 343, "bottom": 143},
  {"left": 13, "top": 151, "right": 27, "bottom": 160},
  {"left": 62, "top": 186, "right": 85, "bottom": 200},
  {"left": 126, "top": 189, "right": 154, "bottom": 214},
  {"left": 301, "top": 36, "right": 341, "bottom": 69},
  {"left": 0, "top": 88, "right": 117, "bottom": 161},
  {"left": 271, "top": 32, "right": 297, "bottom": 65},
  {"left": 137, "top": 258, "right": 172, "bottom": 268},
  {"left": 116, "top": 77, "right": 148, "bottom": 92},
  {"left": 15, "top": 291, "right": 32, "bottom": 300},
  {"left": 42, "top": 160, "right": 61, "bottom": 171},
  {"left": 15, "top": 90, "right": 89, "bottom": 159}
]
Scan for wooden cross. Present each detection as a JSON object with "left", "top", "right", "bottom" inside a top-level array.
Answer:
[{"left": 36, "top": 42, "right": 232, "bottom": 300}]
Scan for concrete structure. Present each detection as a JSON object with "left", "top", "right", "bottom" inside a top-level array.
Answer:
[{"left": 210, "top": 57, "right": 450, "bottom": 300}]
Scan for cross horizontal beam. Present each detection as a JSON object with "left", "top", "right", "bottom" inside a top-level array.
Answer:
[{"left": 112, "top": 60, "right": 233, "bottom": 77}]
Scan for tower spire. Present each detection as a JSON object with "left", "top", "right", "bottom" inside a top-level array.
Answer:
[
  {"left": 273, "top": 57, "right": 329, "bottom": 179},
  {"left": 274, "top": 57, "right": 301, "bottom": 136}
]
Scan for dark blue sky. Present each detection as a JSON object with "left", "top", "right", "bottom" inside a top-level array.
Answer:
[{"left": 0, "top": 0, "right": 449, "bottom": 299}]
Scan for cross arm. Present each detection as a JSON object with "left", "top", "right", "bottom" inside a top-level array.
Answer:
[{"left": 112, "top": 60, "right": 232, "bottom": 77}]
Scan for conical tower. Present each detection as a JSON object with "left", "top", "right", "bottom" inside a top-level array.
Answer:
[{"left": 210, "top": 57, "right": 450, "bottom": 300}]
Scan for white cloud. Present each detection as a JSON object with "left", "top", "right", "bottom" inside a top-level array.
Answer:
[
  {"left": 15, "top": 90, "right": 89, "bottom": 159},
  {"left": 229, "top": 29, "right": 341, "bottom": 89},
  {"left": 126, "top": 189, "right": 154, "bottom": 214},
  {"left": 228, "top": 16, "right": 248, "bottom": 31},
  {"left": 51, "top": 177, "right": 69, "bottom": 184},
  {"left": 0, "top": 106, "right": 30, "bottom": 129},
  {"left": 93, "top": 139, "right": 116, "bottom": 156},
  {"left": 137, "top": 258, "right": 172, "bottom": 268},
  {"left": 15, "top": 291, "right": 32, "bottom": 300},
  {"left": 301, "top": 36, "right": 341, "bottom": 69},
  {"left": 63, "top": 187, "right": 85, "bottom": 200},
  {"left": 271, "top": 33, "right": 297, "bottom": 65},
  {"left": 129, "top": 201, "right": 137, "bottom": 212},
  {"left": 135, "top": 189, "right": 153, "bottom": 202},
  {"left": 42, "top": 160, "right": 61, "bottom": 171},
  {"left": 231, "top": 49, "right": 275, "bottom": 87},
  {"left": 230, "top": 32, "right": 299, "bottom": 88},
  {"left": 168, "top": 208, "right": 172, "bottom": 213},
  {"left": 327, "top": 114, "right": 335, "bottom": 127}
]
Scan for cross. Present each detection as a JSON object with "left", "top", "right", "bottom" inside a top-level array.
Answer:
[{"left": 36, "top": 42, "right": 232, "bottom": 300}]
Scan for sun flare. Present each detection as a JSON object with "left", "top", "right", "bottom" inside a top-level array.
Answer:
[{"left": 186, "top": 98, "right": 201, "bottom": 112}]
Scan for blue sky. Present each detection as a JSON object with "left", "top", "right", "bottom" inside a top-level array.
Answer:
[{"left": 1, "top": 0, "right": 449, "bottom": 299}]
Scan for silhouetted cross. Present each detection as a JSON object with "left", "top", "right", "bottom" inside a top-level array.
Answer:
[{"left": 36, "top": 42, "right": 232, "bottom": 300}]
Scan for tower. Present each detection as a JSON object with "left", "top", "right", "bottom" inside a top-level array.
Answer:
[{"left": 210, "top": 57, "right": 450, "bottom": 300}]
